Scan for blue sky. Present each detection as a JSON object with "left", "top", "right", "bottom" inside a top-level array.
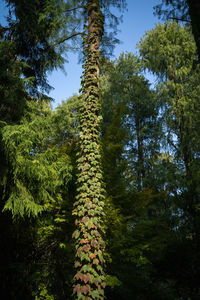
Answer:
[
  {"left": 0, "top": 0, "right": 161, "bottom": 107},
  {"left": 48, "top": 0, "right": 161, "bottom": 107}
]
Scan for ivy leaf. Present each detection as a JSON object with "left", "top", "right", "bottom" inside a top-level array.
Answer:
[{"left": 72, "top": 230, "right": 80, "bottom": 239}]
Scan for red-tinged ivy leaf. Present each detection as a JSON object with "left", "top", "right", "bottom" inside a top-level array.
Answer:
[
  {"left": 76, "top": 272, "right": 91, "bottom": 285},
  {"left": 82, "top": 216, "right": 89, "bottom": 223},
  {"left": 81, "top": 284, "right": 90, "bottom": 295},
  {"left": 89, "top": 253, "right": 96, "bottom": 259},
  {"left": 93, "top": 259, "right": 99, "bottom": 265},
  {"left": 77, "top": 247, "right": 83, "bottom": 255},
  {"left": 83, "top": 244, "right": 91, "bottom": 252},
  {"left": 80, "top": 239, "right": 89, "bottom": 244},
  {"left": 73, "top": 284, "right": 81, "bottom": 294},
  {"left": 75, "top": 261, "right": 82, "bottom": 268},
  {"left": 91, "top": 240, "right": 98, "bottom": 248},
  {"left": 83, "top": 273, "right": 91, "bottom": 284},
  {"left": 75, "top": 272, "right": 82, "bottom": 281},
  {"left": 81, "top": 227, "right": 86, "bottom": 233}
]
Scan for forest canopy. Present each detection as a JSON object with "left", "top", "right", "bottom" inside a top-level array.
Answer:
[{"left": 0, "top": 1, "right": 200, "bottom": 299}]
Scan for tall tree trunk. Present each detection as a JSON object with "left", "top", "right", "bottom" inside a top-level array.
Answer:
[
  {"left": 72, "top": 1, "right": 105, "bottom": 299},
  {"left": 178, "top": 105, "right": 196, "bottom": 214},
  {"left": 187, "top": 0, "right": 200, "bottom": 60},
  {"left": 135, "top": 104, "right": 145, "bottom": 192}
]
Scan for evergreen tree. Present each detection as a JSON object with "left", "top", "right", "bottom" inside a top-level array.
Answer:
[
  {"left": 138, "top": 20, "right": 200, "bottom": 297},
  {"left": 154, "top": 0, "right": 200, "bottom": 59},
  {"left": 1, "top": 0, "right": 83, "bottom": 92},
  {"left": 0, "top": 96, "right": 79, "bottom": 299}
]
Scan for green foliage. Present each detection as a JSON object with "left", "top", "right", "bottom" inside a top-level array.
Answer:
[
  {"left": 138, "top": 21, "right": 200, "bottom": 195},
  {"left": 101, "top": 52, "right": 162, "bottom": 193},
  {"left": 4, "top": 0, "right": 83, "bottom": 91},
  {"left": 137, "top": 20, "right": 200, "bottom": 298},
  {"left": 138, "top": 21, "right": 196, "bottom": 79},
  {"left": 72, "top": 2, "right": 106, "bottom": 298},
  {"left": 0, "top": 97, "right": 78, "bottom": 299},
  {"left": 154, "top": 0, "right": 200, "bottom": 60},
  {"left": 1, "top": 0, "right": 200, "bottom": 297},
  {"left": 1, "top": 100, "right": 73, "bottom": 217},
  {"left": 99, "top": 53, "right": 173, "bottom": 299},
  {"left": 0, "top": 39, "right": 27, "bottom": 122}
]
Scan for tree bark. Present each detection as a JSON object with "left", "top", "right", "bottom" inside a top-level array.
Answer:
[
  {"left": 72, "top": 1, "right": 105, "bottom": 299},
  {"left": 135, "top": 104, "right": 145, "bottom": 192},
  {"left": 187, "top": 0, "right": 200, "bottom": 60}
]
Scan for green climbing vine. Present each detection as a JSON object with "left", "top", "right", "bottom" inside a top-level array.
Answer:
[{"left": 72, "top": 1, "right": 106, "bottom": 299}]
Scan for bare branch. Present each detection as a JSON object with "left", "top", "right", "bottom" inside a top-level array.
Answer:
[
  {"left": 53, "top": 31, "right": 83, "bottom": 47},
  {"left": 64, "top": 6, "right": 83, "bottom": 13},
  {"left": 168, "top": 16, "right": 191, "bottom": 23},
  {"left": 0, "top": 25, "right": 9, "bottom": 32}
]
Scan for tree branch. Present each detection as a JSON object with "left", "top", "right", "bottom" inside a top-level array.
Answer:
[
  {"left": 53, "top": 31, "right": 83, "bottom": 47},
  {"left": 64, "top": 6, "right": 83, "bottom": 13},
  {"left": 0, "top": 25, "right": 9, "bottom": 32},
  {"left": 168, "top": 16, "right": 191, "bottom": 23}
]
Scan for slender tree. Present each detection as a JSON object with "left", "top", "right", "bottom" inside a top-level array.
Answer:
[
  {"left": 71, "top": 1, "right": 127, "bottom": 297},
  {"left": 72, "top": 1, "right": 106, "bottom": 299}
]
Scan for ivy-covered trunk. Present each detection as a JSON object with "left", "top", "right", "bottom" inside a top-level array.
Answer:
[{"left": 72, "top": 0, "right": 105, "bottom": 299}]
